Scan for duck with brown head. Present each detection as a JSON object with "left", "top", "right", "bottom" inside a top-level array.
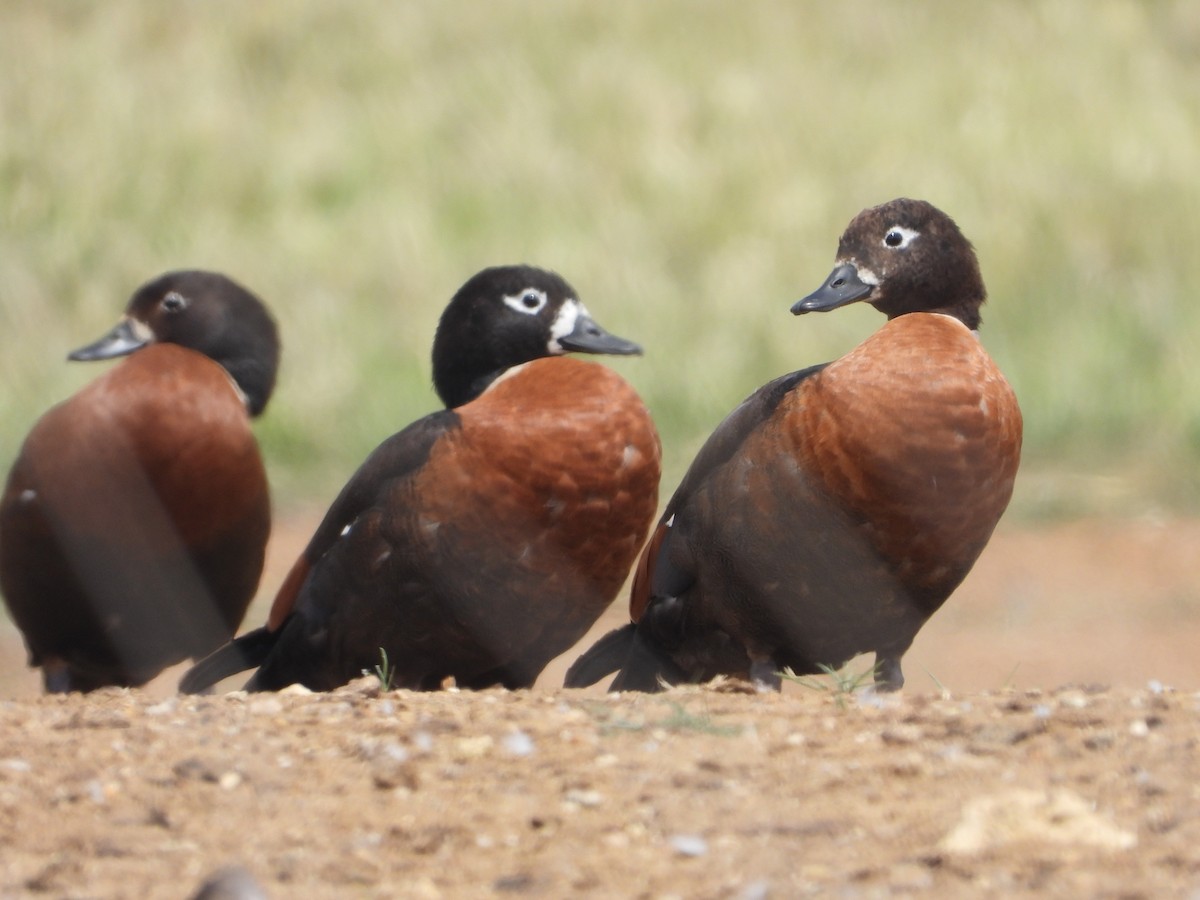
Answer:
[
  {"left": 567, "top": 199, "right": 1022, "bottom": 693},
  {"left": 0, "top": 270, "right": 279, "bottom": 692}
]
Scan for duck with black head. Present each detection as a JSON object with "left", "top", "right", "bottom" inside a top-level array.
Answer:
[
  {"left": 181, "top": 264, "right": 661, "bottom": 694},
  {"left": 0, "top": 270, "right": 280, "bottom": 692},
  {"left": 566, "top": 198, "right": 1023, "bottom": 693}
]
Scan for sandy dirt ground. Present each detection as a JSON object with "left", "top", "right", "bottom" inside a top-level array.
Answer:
[{"left": 0, "top": 515, "right": 1197, "bottom": 897}]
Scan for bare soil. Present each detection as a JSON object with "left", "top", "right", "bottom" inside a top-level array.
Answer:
[{"left": 0, "top": 515, "right": 1198, "bottom": 898}]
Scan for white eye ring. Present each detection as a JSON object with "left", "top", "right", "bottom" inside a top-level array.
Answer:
[
  {"left": 883, "top": 226, "right": 919, "bottom": 249},
  {"left": 503, "top": 288, "right": 548, "bottom": 316},
  {"left": 162, "top": 291, "right": 189, "bottom": 313}
]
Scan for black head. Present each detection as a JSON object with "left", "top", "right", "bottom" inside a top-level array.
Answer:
[
  {"left": 68, "top": 270, "right": 281, "bottom": 417},
  {"left": 792, "top": 198, "right": 986, "bottom": 330},
  {"left": 430, "top": 265, "right": 642, "bottom": 408}
]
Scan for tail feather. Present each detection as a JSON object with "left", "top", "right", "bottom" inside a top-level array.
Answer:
[
  {"left": 608, "top": 623, "right": 685, "bottom": 693},
  {"left": 564, "top": 621, "right": 686, "bottom": 692},
  {"left": 178, "top": 626, "right": 280, "bottom": 694},
  {"left": 563, "top": 624, "right": 637, "bottom": 688}
]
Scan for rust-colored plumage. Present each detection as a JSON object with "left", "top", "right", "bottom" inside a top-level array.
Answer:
[
  {"left": 567, "top": 199, "right": 1022, "bottom": 693},
  {"left": 0, "top": 271, "right": 278, "bottom": 691},
  {"left": 182, "top": 265, "right": 660, "bottom": 693},
  {"left": 790, "top": 314, "right": 1021, "bottom": 612}
]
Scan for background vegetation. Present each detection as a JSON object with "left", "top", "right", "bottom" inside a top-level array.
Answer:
[{"left": 2, "top": 2, "right": 1199, "bottom": 518}]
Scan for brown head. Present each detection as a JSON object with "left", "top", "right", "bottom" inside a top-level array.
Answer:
[
  {"left": 792, "top": 198, "right": 987, "bottom": 330},
  {"left": 68, "top": 270, "right": 280, "bottom": 418}
]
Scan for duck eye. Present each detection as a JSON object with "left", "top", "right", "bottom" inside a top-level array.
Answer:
[
  {"left": 502, "top": 288, "right": 548, "bottom": 316},
  {"left": 882, "top": 225, "right": 918, "bottom": 249},
  {"left": 161, "top": 292, "right": 188, "bottom": 313}
]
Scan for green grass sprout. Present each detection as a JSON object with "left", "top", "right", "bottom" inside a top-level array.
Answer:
[
  {"left": 783, "top": 663, "right": 878, "bottom": 707},
  {"left": 371, "top": 648, "right": 395, "bottom": 692}
]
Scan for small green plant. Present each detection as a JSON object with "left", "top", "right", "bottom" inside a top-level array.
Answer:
[
  {"left": 782, "top": 662, "right": 877, "bottom": 707},
  {"left": 372, "top": 647, "right": 395, "bottom": 691},
  {"left": 924, "top": 668, "right": 950, "bottom": 697},
  {"left": 657, "top": 701, "right": 742, "bottom": 736}
]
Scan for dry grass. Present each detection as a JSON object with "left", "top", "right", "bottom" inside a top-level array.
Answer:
[{"left": 2, "top": 2, "right": 1199, "bottom": 515}]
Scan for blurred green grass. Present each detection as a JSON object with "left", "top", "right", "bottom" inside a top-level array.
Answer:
[{"left": 2, "top": 1, "right": 1199, "bottom": 518}]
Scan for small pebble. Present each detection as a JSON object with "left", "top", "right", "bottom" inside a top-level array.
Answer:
[
  {"left": 669, "top": 833, "right": 708, "bottom": 857},
  {"left": 248, "top": 698, "right": 283, "bottom": 716},
  {"left": 381, "top": 741, "right": 409, "bottom": 763},
  {"left": 881, "top": 724, "right": 922, "bottom": 745},
  {"left": 1058, "top": 691, "right": 1088, "bottom": 710},
  {"left": 502, "top": 730, "right": 535, "bottom": 757},
  {"left": 190, "top": 865, "right": 268, "bottom": 900},
  {"left": 454, "top": 735, "right": 494, "bottom": 759},
  {"left": 563, "top": 788, "right": 603, "bottom": 808}
]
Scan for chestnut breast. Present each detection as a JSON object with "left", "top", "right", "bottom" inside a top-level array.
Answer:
[
  {"left": 411, "top": 356, "right": 660, "bottom": 622},
  {"left": 785, "top": 312, "right": 1022, "bottom": 602},
  {"left": 18, "top": 344, "right": 268, "bottom": 552}
]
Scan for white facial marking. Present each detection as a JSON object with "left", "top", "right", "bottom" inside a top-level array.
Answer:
[
  {"left": 126, "top": 315, "right": 155, "bottom": 343},
  {"left": 882, "top": 225, "right": 920, "bottom": 250},
  {"left": 547, "top": 298, "right": 584, "bottom": 354},
  {"left": 502, "top": 287, "right": 548, "bottom": 316},
  {"left": 838, "top": 259, "right": 880, "bottom": 286}
]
